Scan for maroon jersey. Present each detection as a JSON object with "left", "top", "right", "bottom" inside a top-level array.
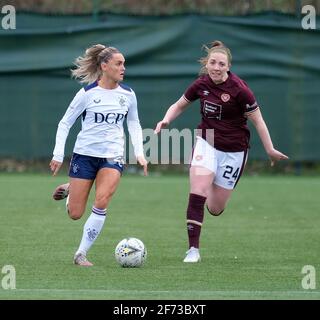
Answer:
[{"left": 184, "top": 72, "right": 259, "bottom": 152}]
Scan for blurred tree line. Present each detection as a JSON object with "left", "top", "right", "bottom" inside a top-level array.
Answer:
[{"left": 1, "top": 0, "right": 319, "bottom": 15}]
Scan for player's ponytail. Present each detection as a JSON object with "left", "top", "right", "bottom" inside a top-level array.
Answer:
[
  {"left": 199, "top": 40, "right": 232, "bottom": 75},
  {"left": 71, "top": 44, "right": 120, "bottom": 84},
  {"left": 210, "top": 40, "right": 225, "bottom": 48}
]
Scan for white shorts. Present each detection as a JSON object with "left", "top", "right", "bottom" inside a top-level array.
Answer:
[{"left": 190, "top": 137, "right": 248, "bottom": 190}]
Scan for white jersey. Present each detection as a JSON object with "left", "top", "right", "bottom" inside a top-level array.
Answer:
[{"left": 52, "top": 81, "right": 144, "bottom": 162}]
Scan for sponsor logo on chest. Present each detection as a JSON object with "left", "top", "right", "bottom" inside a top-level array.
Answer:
[
  {"left": 203, "top": 100, "right": 222, "bottom": 120},
  {"left": 90, "top": 95, "right": 128, "bottom": 124},
  {"left": 94, "top": 112, "right": 126, "bottom": 124}
]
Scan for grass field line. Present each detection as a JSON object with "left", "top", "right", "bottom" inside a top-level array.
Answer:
[{"left": 5, "top": 288, "right": 320, "bottom": 295}]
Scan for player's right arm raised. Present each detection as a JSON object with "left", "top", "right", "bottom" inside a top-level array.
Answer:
[{"left": 154, "top": 96, "right": 190, "bottom": 134}]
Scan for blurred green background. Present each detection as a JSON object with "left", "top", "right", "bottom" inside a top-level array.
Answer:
[
  {"left": 1, "top": 0, "right": 320, "bottom": 303},
  {"left": 0, "top": 0, "right": 319, "bottom": 171}
]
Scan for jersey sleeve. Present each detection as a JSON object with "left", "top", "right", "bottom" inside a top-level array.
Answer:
[
  {"left": 52, "top": 88, "right": 87, "bottom": 162},
  {"left": 126, "top": 91, "right": 144, "bottom": 158},
  {"left": 183, "top": 80, "right": 200, "bottom": 102},
  {"left": 238, "top": 86, "right": 259, "bottom": 115}
]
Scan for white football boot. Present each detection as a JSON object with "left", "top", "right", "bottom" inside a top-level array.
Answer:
[
  {"left": 73, "top": 252, "right": 93, "bottom": 267},
  {"left": 183, "top": 247, "right": 201, "bottom": 263}
]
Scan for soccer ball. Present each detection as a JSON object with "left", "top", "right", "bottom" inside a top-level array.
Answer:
[{"left": 115, "top": 237, "right": 147, "bottom": 268}]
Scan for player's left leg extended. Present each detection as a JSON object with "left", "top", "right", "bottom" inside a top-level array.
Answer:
[
  {"left": 74, "top": 167, "right": 121, "bottom": 266},
  {"left": 183, "top": 165, "right": 215, "bottom": 263}
]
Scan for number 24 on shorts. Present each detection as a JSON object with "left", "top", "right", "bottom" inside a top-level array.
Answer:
[{"left": 222, "top": 165, "right": 240, "bottom": 180}]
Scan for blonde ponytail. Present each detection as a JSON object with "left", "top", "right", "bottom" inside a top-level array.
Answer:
[{"left": 71, "top": 44, "right": 120, "bottom": 84}]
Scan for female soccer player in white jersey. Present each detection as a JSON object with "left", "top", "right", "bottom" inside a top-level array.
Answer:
[
  {"left": 49, "top": 44, "right": 148, "bottom": 266},
  {"left": 155, "top": 40, "right": 288, "bottom": 263}
]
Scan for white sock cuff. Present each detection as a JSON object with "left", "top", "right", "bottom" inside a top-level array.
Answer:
[{"left": 92, "top": 206, "right": 106, "bottom": 216}]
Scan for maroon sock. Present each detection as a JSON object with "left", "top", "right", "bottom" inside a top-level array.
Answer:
[{"left": 186, "top": 193, "right": 206, "bottom": 249}]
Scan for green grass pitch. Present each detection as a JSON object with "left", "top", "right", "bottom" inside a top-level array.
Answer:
[{"left": 0, "top": 173, "right": 319, "bottom": 300}]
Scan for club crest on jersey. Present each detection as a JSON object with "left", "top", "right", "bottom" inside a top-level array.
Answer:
[
  {"left": 203, "top": 90, "right": 209, "bottom": 96},
  {"left": 118, "top": 96, "right": 127, "bottom": 107},
  {"left": 221, "top": 93, "right": 230, "bottom": 102}
]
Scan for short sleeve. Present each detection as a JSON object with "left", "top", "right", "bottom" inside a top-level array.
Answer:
[
  {"left": 238, "top": 86, "right": 259, "bottom": 115},
  {"left": 183, "top": 80, "right": 200, "bottom": 102}
]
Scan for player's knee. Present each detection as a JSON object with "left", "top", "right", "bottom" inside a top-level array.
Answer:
[
  {"left": 68, "top": 212, "right": 82, "bottom": 220},
  {"left": 67, "top": 206, "right": 84, "bottom": 220},
  {"left": 207, "top": 205, "right": 224, "bottom": 216}
]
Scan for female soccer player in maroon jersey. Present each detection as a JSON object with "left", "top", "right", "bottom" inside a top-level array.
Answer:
[{"left": 154, "top": 40, "right": 288, "bottom": 263}]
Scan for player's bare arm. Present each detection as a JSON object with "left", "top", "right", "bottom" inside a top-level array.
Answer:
[
  {"left": 154, "top": 96, "right": 190, "bottom": 134},
  {"left": 247, "top": 108, "right": 289, "bottom": 166}
]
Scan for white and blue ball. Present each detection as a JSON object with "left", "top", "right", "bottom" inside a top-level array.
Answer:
[{"left": 115, "top": 237, "right": 147, "bottom": 268}]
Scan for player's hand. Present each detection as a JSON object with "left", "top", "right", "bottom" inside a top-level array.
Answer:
[
  {"left": 49, "top": 160, "right": 62, "bottom": 176},
  {"left": 267, "top": 148, "right": 289, "bottom": 167},
  {"left": 137, "top": 155, "right": 148, "bottom": 176},
  {"left": 154, "top": 120, "right": 169, "bottom": 134}
]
